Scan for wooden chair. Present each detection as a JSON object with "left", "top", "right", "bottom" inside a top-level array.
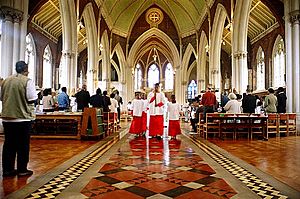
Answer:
[
  {"left": 267, "top": 114, "right": 278, "bottom": 139},
  {"left": 278, "top": 113, "right": 289, "bottom": 136},
  {"left": 103, "top": 112, "right": 118, "bottom": 134},
  {"left": 203, "top": 113, "right": 221, "bottom": 139},
  {"left": 197, "top": 113, "right": 205, "bottom": 137},
  {"left": 220, "top": 113, "right": 236, "bottom": 139},
  {"left": 287, "top": 113, "right": 297, "bottom": 136}
]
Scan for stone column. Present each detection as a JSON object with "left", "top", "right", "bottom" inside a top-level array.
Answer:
[
  {"left": 285, "top": 0, "right": 300, "bottom": 113},
  {"left": 60, "top": 50, "right": 76, "bottom": 92},
  {"left": 233, "top": 51, "right": 248, "bottom": 94},
  {"left": 290, "top": 11, "right": 300, "bottom": 112},
  {"left": 0, "top": 6, "right": 23, "bottom": 77}
]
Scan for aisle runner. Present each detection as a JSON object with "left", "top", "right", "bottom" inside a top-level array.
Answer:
[{"left": 81, "top": 137, "right": 237, "bottom": 198}]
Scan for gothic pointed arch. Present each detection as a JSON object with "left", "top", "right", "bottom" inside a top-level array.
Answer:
[
  {"left": 272, "top": 34, "right": 285, "bottom": 88},
  {"left": 182, "top": 43, "right": 197, "bottom": 83},
  {"left": 82, "top": 3, "right": 98, "bottom": 92},
  {"left": 25, "top": 33, "right": 37, "bottom": 83},
  {"left": 198, "top": 31, "right": 208, "bottom": 91},
  {"left": 128, "top": 27, "right": 179, "bottom": 70},
  {"left": 42, "top": 45, "right": 53, "bottom": 88},
  {"left": 111, "top": 43, "right": 126, "bottom": 83},
  {"left": 210, "top": 3, "right": 229, "bottom": 90}
]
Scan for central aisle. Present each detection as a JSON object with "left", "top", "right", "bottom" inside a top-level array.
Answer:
[{"left": 81, "top": 136, "right": 237, "bottom": 198}]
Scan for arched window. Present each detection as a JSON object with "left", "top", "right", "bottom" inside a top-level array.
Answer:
[
  {"left": 25, "top": 34, "right": 36, "bottom": 82},
  {"left": 148, "top": 64, "right": 159, "bottom": 88},
  {"left": 187, "top": 80, "right": 197, "bottom": 99},
  {"left": 256, "top": 47, "right": 265, "bottom": 90},
  {"left": 273, "top": 35, "right": 285, "bottom": 88},
  {"left": 43, "top": 45, "right": 52, "bottom": 88},
  {"left": 165, "top": 63, "right": 174, "bottom": 90},
  {"left": 134, "top": 63, "right": 142, "bottom": 90}
]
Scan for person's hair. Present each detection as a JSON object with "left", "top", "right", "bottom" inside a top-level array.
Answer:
[
  {"left": 96, "top": 88, "right": 102, "bottom": 95},
  {"left": 277, "top": 87, "right": 284, "bottom": 92},
  {"left": 16, "top": 61, "right": 28, "bottom": 73},
  {"left": 257, "top": 101, "right": 262, "bottom": 106},
  {"left": 103, "top": 91, "right": 107, "bottom": 95},
  {"left": 43, "top": 88, "right": 52, "bottom": 96},
  {"left": 268, "top": 88, "right": 275, "bottom": 93},
  {"left": 61, "top": 87, "right": 67, "bottom": 93},
  {"left": 155, "top": 83, "right": 160, "bottom": 87},
  {"left": 171, "top": 94, "right": 176, "bottom": 103},
  {"left": 228, "top": 93, "right": 237, "bottom": 100},
  {"left": 110, "top": 93, "right": 115, "bottom": 98},
  {"left": 236, "top": 94, "right": 242, "bottom": 100}
]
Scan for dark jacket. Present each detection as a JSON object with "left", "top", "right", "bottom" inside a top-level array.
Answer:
[
  {"left": 90, "top": 94, "right": 104, "bottom": 108},
  {"left": 75, "top": 90, "right": 90, "bottom": 111},
  {"left": 102, "top": 95, "right": 111, "bottom": 112},
  {"left": 242, "top": 94, "right": 257, "bottom": 113},
  {"left": 276, "top": 92, "right": 287, "bottom": 113}
]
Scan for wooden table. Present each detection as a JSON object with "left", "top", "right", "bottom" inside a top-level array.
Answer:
[{"left": 34, "top": 112, "right": 83, "bottom": 139}]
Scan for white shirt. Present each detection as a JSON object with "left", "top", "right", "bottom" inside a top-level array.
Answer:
[
  {"left": 147, "top": 91, "right": 165, "bottom": 116},
  {"left": 42, "top": 95, "right": 54, "bottom": 110},
  {"left": 109, "top": 98, "right": 119, "bottom": 113},
  {"left": 132, "top": 99, "right": 143, "bottom": 117},
  {"left": 224, "top": 100, "right": 242, "bottom": 113},
  {"left": 168, "top": 102, "right": 181, "bottom": 120},
  {"left": 142, "top": 99, "right": 148, "bottom": 112}
]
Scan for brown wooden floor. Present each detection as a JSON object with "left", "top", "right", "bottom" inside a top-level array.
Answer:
[
  {"left": 208, "top": 136, "right": 300, "bottom": 192},
  {"left": 181, "top": 121, "right": 300, "bottom": 192},
  {"left": 0, "top": 137, "right": 97, "bottom": 198}
]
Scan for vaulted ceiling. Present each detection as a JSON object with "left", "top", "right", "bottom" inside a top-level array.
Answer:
[
  {"left": 95, "top": 0, "right": 208, "bottom": 37},
  {"left": 29, "top": 0, "right": 280, "bottom": 54}
]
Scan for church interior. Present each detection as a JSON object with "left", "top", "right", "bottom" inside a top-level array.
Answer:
[{"left": 0, "top": 0, "right": 300, "bottom": 198}]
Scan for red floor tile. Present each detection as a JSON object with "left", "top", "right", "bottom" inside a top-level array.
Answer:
[{"left": 137, "top": 179, "right": 179, "bottom": 193}]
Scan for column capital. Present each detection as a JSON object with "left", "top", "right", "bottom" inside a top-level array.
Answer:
[
  {"left": 62, "top": 50, "right": 76, "bottom": 58},
  {"left": 0, "top": 6, "right": 23, "bottom": 23},
  {"left": 289, "top": 10, "right": 300, "bottom": 24},
  {"left": 211, "top": 69, "right": 219, "bottom": 74},
  {"left": 233, "top": 51, "right": 247, "bottom": 59}
]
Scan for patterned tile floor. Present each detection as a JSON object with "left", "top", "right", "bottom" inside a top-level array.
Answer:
[{"left": 80, "top": 136, "right": 238, "bottom": 198}]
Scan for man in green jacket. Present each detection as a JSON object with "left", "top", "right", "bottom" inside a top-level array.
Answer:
[{"left": 1, "top": 61, "right": 37, "bottom": 177}]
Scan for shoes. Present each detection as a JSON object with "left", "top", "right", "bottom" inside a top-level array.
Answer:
[
  {"left": 18, "top": 170, "right": 33, "bottom": 176},
  {"left": 3, "top": 169, "right": 17, "bottom": 177}
]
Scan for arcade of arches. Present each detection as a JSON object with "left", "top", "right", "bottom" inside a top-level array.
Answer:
[{"left": 0, "top": 0, "right": 300, "bottom": 198}]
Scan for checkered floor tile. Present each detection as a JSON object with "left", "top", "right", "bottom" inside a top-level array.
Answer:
[
  {"left": 81, "top": 137, "right": 237, "bottom": 198},
  {"left": 188, "top": 134, "right": 289, "bottom": 199}
]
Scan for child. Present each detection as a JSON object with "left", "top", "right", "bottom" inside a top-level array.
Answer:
[
  {"left": 140, "top": 92, "right": 148, "bottom": 135},
  {"left": 129, "top": 92, "right": 143, "bottom": 136},
  {"left": 167, "top": 95, "right": 181, "bottom": 139}
]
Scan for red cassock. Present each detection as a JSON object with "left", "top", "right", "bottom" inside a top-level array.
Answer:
[
  {"left": 149, "top": 115, "right": 164, "bottom": 136},
  {"left": 168, "top": 120, "right": 181, "bottom": 136},
  {"left": 129, "top": 116, "right": 143, "bottom": 134},
  {"left": 141, "top": 111, "right": 147, "bottom": 132}
]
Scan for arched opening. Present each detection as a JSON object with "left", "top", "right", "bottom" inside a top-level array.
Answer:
[
  {"left": 147, "top": 64, "right": 160, "bottom": 88},
  {"left": 42, "top": 45, "right": 52, "bottom": 88},
  {"left": 134, "top": 63, "right": 142, "bottom": 91},
  {"left": 256, "top": 47, "right": 265, "bottom": 91},
  {"left": 273, "top": 35, "right": 286, "bottom": 88},
  {"left": 164, "top": 63, "right": 174, "bottom": 90},
  {"left": 25, "top": 33, "right": 36, "bottom": 83}
]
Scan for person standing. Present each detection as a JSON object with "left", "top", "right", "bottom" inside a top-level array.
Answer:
[
  {"left": 167, "top": 95, "right": 181, "bottom": 139},
  {"left": 90, "top": 88, "right": 104, "bottom": 108},
  {"left": 129, "top": 92, "right": 143, "bottom": 136},
  {"left": 57, "top": 87, "right": 69, "bottom": 111},
  {"left": 224, "top": 93, "right": 242, "bottom": 113},
  {"left": 201, "top": 87, "right": 216, "bottom": 120},
  {"left": 102, "top": 91, "right": 111, "bottom": 112},
  {"left": 1, "top": 61, "right": 37, "bottom": 177},
  {"left": 276, "top": 87, "right": 287, "bottom": 113},
  {"left": 264, "top": 88, "right": 277, "bottom": 113},
  {"left": 114, "top": 90, "right": 123, "bottom": 124},
  {"left": 140, "top": 92, "right": 148, "bottom": 134},
  {"left": 75, "top": 84, "right": 90, "bottom": 111},
  {"left": 242, "top": 90, "right": 257, "bottom": 113},
  {"left": 148, "top": 83, "right": 165, "bottom": 139}
]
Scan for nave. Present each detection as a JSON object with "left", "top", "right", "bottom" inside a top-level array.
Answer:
[{"left": 1, "top": 123, "right": 299, "bottom": 199}]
